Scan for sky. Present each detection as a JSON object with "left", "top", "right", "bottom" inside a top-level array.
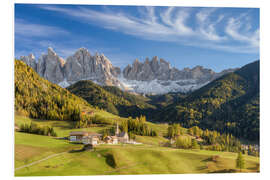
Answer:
[{"left": 15, "top": 4, "right": 259, "bottom": 72}]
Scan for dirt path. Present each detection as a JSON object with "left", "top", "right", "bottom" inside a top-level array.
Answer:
[{"left": 15, "top": 152, "right": 67, "bottom": 171}]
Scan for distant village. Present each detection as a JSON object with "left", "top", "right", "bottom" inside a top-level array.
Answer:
[{"left": 69, "top": 123, "right": 142, "bottom": 146}]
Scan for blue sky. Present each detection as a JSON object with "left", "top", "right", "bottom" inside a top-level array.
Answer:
[{"left": 15, "top": 4, "right": 259, "bottom": 72}]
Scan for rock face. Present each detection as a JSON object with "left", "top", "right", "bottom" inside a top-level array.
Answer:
[
  {"left": 37, "top": 47, "right": 66, "bottom": 84},
  {"left": 123, "top": 57, "right": 222, "bottom": 83},
  {"left": 20, "top": 47, "right": 123, "bottom": 88},
  {"left": 20, "top": 47, "right": 236, "bottom": 94},
  {"left": 20, "top": 54, "right": 37, "bottom": 72},
  {"left": 121, "top": 57, "right": 236, "bottom": 94},
  {"left": 64, "top": 48, "right": 122, "bottom": 87}
]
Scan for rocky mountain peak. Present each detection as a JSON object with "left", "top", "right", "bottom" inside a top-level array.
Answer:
[
  {"left": 99, "top": 53, "right": 112, "bottom": 65},
  {"left": 145, "top": 58, "right": 150, "bottom": 64},
  {"left": 29, "top": 53, "right": 35, "bottom": 59},
  {"left": 193, "top": 65, "right": 203, "bottom": 70},
  {"left": 47, "top": 47, "right": 57, "bottom": 56},
  {"left": 123, "top": 57, "right": 172, "bottom": 81},
  {"left": 159, "top": 58, "right": 167, "bottom": 64},
  {"left": 75, "top": 47, "right": 91, "bottom": 57},
  {"left": 35, "top": 47, "right": 65, "bottom": 84},
  {"left": 133, "top": 59, "right": 141, "bottom": 66},
  {"left": 152, "top": 56, "right": 158, "bottom": 62},
  {"left": 20, "top": 53, "right": 37, "bottom": 71},
  {"left": 20, "top": 47, "right": 123, "bottom": 88}
]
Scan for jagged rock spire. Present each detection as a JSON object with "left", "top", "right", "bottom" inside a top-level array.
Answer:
[{"left": 20, "top": 47, "right": 123, "bottom": 88}]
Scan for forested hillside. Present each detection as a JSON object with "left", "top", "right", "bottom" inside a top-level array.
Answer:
[
  {"left": 67, "top": 80, "right": 155, "bottom": 117},
  {"left": 155, "top": 61, "right": 259, "bottom": 142},
  {"left": 15, "top": 60, "right": 90, "bottom": 121}
]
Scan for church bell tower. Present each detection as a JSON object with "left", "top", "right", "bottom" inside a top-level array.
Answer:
[{"left": 115, "top": 122, "right": 119, "bottom": 136}]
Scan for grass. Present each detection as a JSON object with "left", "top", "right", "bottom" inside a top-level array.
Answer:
[
  {"left": 15, "top": 150, "right": 114, "bottom": 176},
  {"left": 15, "top": 132, "right": 79, "bottom": 168},
  {"left": 146, "top": 122, "right": 168, "bottom": 136},
  {"left": 14, "top": 115, "right": 260, "bottom": 176},
  {"left": 15, "top": 145, "right": 259, "bottom": 176},
  {"left": 134, "top": 135, "right": 168, "bottom": 146}
]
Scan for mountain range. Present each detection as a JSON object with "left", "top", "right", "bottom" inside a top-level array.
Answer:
[{"left": 20, "top": 47, "right": 236, "bottom": 94}]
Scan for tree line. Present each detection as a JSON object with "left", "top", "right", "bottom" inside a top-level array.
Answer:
[
  {"left": 167, "top": 124, "right": 243, "bottom": 153},
  {"left": 19, "top": 122, "right": 57, "bottom": 137},
  {"left": 120, "top": 116, "right": 158, "bottom": 137}
]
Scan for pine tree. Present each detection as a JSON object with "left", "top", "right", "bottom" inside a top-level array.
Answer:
[
  {"left": 236, "top": 152, "right": 245, "bottom": 172},
  {"left": 191, "top": 139, "right": 200, "bottom": 149}
]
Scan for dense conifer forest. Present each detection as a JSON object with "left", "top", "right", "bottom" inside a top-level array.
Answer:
[{"left": 15, "top": 60, "right": 89, "bottom": 121}]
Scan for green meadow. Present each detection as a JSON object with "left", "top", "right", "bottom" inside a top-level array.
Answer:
[{"left": 14, "top": 115, "right": 259, "bottom": 176}]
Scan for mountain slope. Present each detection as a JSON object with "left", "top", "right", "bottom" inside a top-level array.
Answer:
[
  {"left": 155, "top": 60, "right": 259, "bottom": 142},
  {"left": 66, "top": 80, "right": 155, "bottom": 117},
  {"left": 15, "top": 60, "right": 91, "bottom": 121}
]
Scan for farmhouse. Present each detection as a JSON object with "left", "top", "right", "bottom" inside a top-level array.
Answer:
[{"left": 69, "top": 131, "right": 102, "bottom": 144}]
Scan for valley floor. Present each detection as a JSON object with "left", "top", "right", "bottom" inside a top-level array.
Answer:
[{"left": 14, "top": 116, "right": 259, "bottom": 176}]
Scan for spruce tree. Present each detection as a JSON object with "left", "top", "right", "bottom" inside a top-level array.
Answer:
[
  {"left": 236, "top": 152, "right": 245, "bottom": 172},
  {"left": 191, "top": 139, "right": 199, "bottom": 149}
]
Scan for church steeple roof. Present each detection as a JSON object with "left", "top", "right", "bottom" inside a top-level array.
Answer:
[{"left": 116, "top": 122, "right": 120, "bottom": 136}]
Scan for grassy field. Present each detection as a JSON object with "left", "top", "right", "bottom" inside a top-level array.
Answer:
[{"left": 14, "top": 115, "right": 260, "bottom": 176}]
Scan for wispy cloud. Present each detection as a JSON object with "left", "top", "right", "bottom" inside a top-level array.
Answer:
[
  {"left": 36, "top": 5, "right": 259, "bottom": 54},
  {"left": 195, "top": 8, "right": 226, "bottom": 41},
  {"left": 225, "top": 14, "right": 259, "bottom": 48},
  {"left": 15, "top": 19, "right": 69, "bottom": 38}
]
